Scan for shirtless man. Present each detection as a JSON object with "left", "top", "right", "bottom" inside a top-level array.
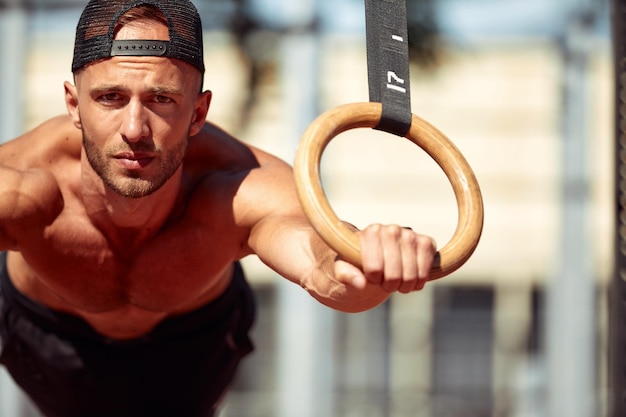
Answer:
[{"left": 0, "top": 1, "right": 436, "bottom": 416}]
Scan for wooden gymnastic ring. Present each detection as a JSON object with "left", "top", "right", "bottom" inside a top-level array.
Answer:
[{"left": 293, "top": 102, "right": 484, "bottom": 279}]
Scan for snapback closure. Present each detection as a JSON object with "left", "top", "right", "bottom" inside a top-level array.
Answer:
[{"left": 110, "top": 40, "right": 169, "bottom": 56}]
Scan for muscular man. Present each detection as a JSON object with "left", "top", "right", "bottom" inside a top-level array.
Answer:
[{"left": 0, "top": 1, "right": 436, "bottom": 416}]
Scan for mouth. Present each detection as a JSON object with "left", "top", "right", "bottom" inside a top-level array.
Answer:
[{"left": 113, "top": 152, "right": 155, "bottom": 169}]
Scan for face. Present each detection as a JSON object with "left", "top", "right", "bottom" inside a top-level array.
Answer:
[{"left": 66, "top": 19, "right": 209, "bottom": 199}]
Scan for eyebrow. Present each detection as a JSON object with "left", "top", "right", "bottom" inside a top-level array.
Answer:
[
  {"left": 89, "top": 85, "right": 184, "bottom": 96},
  {"left": 149, "top": 86, "right": 185, "bottom": 96}
]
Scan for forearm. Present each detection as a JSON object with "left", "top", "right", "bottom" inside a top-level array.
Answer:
[
  {"left": 302, "top": 229, "right": 392, "bottom": 313},
  {"left": 250, "top": 215, "right": 391, "bottom": 313}
]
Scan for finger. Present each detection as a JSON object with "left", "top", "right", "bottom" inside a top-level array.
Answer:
[
  {"left": 379, "top": 224, "right": 405, "bottom": 292},
  {"left": 397, "top": 229, "right": 419, "bottom": 293},
  {"left": 358, "top": 224, "right": 384, "bottom": 286},
  {"left": 416, "top": 235, "right": 437, "bottom": 284},
  {"left": 333, "top": 258, "right": 368, "bottom": 289}
]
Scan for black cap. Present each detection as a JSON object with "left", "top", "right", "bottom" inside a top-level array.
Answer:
[{"left": 71, "top": 0, "right": 205, "bottom": 75}]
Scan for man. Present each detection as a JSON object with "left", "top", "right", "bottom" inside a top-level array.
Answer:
[{"left": 0, "top": 0, "right": 436, "bottom": 416}]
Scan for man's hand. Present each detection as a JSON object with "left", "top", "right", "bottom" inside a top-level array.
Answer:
[{"left": 334, "top": 224, "right": 436, "bottom": 294}]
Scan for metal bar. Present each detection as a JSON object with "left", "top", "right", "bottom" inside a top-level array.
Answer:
[
  {"left": 0, "top": 6, "right": 26, "bottom": 143},
  {"left": 0, "top": 6, "right": 38, "bottom": 417},
  {"left": 276, "top": 1, "right": 335, "bottom": 416},
  {"left": 546, "top": 8, "right": 596, "bottom": 417},
  {"left": 610, "top": 0, "right": 626, "bottom": 415}
]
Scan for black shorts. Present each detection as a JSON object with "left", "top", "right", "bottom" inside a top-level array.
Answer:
[{"left": 0, "top": 252, "right": 255, "bottom": 417}]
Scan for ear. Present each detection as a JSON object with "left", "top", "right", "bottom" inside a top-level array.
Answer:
[
  {"left": 64, "top": 81, "right": 82, "bottom": 129},
  {"left": 189, "top": 90, "right": 212, "bottom": 137}
]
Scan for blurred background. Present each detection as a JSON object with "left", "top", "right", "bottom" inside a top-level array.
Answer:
[{"left": 0, "top": 0, "right": 616, "bottom": 416}]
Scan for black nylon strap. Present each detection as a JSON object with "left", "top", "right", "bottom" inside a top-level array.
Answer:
[{"left": 365, "top": 0, "right": 412, "bottom": 137}]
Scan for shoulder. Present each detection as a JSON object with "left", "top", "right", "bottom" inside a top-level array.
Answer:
[
  {"left": 0, "top": 116, "right": 78, "bottom": 245},
  {"left": 184, "top": 122, "right": 286, "bottom": 171},
  {"left": 0, "top": 115, "right": 81, "bottom": 170},
  {"left": 0, "top": 166, "right": 64, "bottom": 252},
  {"left": 184, "top": 121, "right": 302, "bottom": 224},
  {"left": 184, "top": 121, "right": 295, "bottom": 189}
]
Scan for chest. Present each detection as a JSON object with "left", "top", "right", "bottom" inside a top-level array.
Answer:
[{"left": 19, "top": 207, "right": 245, "bottom": 313}]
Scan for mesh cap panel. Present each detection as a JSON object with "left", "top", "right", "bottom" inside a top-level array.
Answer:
[{"left": 72, "top": 0, "right": 204, "bottom": 74}]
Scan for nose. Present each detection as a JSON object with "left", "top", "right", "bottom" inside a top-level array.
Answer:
[{"left": 120, "top": 99, "right": 149, "bottom": 143}]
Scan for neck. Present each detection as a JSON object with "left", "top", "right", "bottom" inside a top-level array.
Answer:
[{"left": 80, "top": 155, "right": 181, "bottom": 244}]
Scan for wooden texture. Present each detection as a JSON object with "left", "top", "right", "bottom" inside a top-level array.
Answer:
[{"left": 294, "top": 102, "right": 484, "bottom": 279}]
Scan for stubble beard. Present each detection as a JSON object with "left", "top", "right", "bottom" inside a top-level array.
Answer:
[{"left": 82, "top": 130, "right": 187, "bottom": 199}]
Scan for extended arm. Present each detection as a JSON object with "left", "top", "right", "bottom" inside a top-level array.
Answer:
[{"left": 242, "top": 149, "right": 436, "bottom": 313}]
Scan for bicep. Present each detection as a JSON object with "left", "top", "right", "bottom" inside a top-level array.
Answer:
[
  {"left": 236, "top": 147, "right": 361, "bottom": 303},
  {"left": 248, "top": 214, "right": 324, "bottom": 284},
  {"left": 238, "top": 155, "right": 321, "bottom": 282}
]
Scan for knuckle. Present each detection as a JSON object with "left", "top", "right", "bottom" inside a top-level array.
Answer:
[
  {"left": 382, "top": 224, "right": 402, "bottom": 239},
  {"left": 364, "top": 223, "right": 383, "bottom": 237},
  {"left": 402, "top": 230, "right": 418, "bottom": 247},
  {"left": 416, "top": 235, "right": 436, "bottom": 251}
]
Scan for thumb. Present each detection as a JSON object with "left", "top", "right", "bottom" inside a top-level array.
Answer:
[{"left": 334, "top": 259, "right": 367, "bottom": 289}]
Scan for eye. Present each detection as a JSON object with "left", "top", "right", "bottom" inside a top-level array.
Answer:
[
  {"left": 153, "top": 95, "right": 175, "bottom": 104},
  {"left": 97, "top": 92, "right": 124, "bottom": 104}
]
